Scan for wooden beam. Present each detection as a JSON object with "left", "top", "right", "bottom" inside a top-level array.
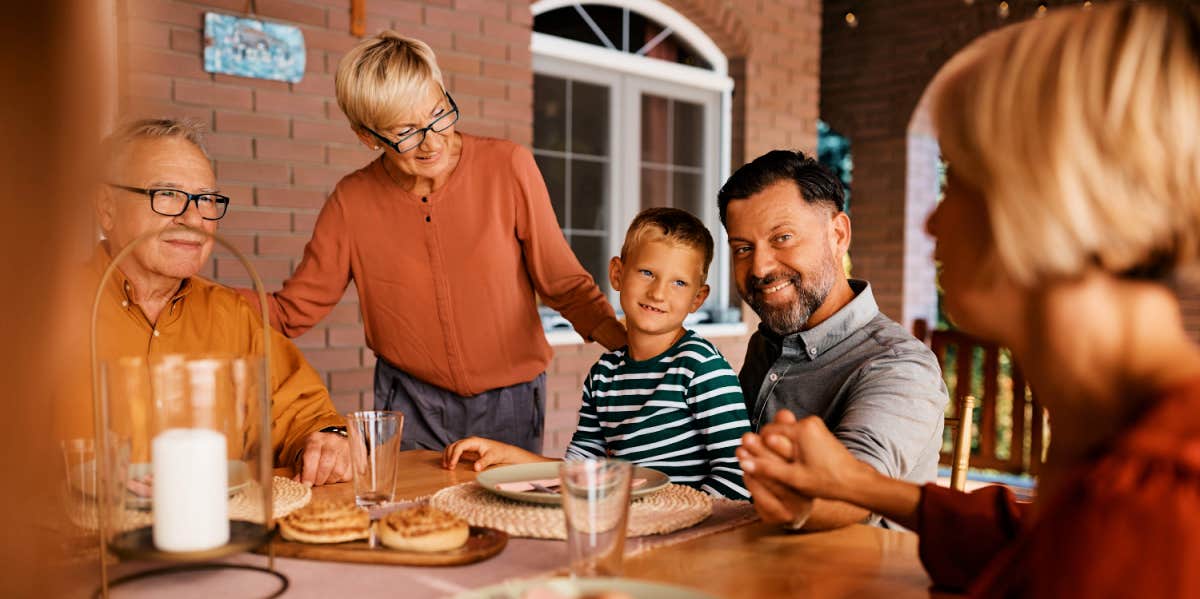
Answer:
[{"left": 351, "top": 0, "right": 365, "bottom": 37}]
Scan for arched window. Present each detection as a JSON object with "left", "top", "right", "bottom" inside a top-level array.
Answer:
[{"left": 531, "top": 0, "right": 739, "bottom": 335}]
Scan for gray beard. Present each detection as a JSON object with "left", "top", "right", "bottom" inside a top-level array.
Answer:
[{"left": 746, "top": 261, "right": 836, "bottom": 337}]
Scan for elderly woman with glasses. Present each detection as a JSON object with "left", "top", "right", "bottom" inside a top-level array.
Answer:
[
  {"left": 239, "top": 31, "right": 625, "bottom": 452},
  {"left": 736, "top": 3, "right": 1200, "bottom": 597}
]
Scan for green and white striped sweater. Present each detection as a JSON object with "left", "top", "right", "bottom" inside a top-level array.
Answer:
[{"left": 565, "top": 330, "right": 751, "bottom": 499}]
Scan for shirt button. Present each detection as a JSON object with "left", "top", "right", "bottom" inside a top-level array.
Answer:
[
  {"left": 768, "top": 373, "right": 779, "bottom": 382},
  {"left": 425, "top": 216, "right": 431, "bottom": 222},
  {"left": 121, "top": 300, "right": 129, "bottom": 308},
  {"left": 809, "top": 348, "right": 818, "bottom": 356},
  {"left": 421, "top": 196, "right": 428, "bottom": 203},
  {"left": 153, "top": 330, "right": 160, "bottom": 337}
]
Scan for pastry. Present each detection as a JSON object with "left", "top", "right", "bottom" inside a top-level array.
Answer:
[
  {"left": 278, "top": 499, "right": 370, "bottom": 544},
  {"left": 378, "top": 505, "right": 470, "bottom": 552}
]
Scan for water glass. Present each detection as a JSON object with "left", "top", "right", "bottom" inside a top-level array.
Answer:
[
  {"left": 346, "top": 411, "right": 404, "bottom": 509},
  {"left": 560, "top": 458, "right": 633, "bottom": 577}
]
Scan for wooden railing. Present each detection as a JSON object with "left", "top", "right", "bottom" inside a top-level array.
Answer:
[{"left": 914, "top": 320, "right": 1047, "bottom": 475}]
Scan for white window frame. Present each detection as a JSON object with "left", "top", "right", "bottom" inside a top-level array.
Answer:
[{"left": 531, "top": 0, "right": 744, "bottom": 344}]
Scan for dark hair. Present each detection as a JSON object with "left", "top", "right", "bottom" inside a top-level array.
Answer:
[
  {"left": 621, "top": 207, "right": 715, "bottom": 278},
  {"left": 717, "top": 150, "right": 844, "bottom": 226}
]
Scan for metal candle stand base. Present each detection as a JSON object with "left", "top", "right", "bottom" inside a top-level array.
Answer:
[{"left": 93, "top": 563, "right": 289, "bottom": 599}]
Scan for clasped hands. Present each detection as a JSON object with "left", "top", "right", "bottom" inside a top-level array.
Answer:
[{"left": 736, "top": 409, "right": 873, "bottom": 530}]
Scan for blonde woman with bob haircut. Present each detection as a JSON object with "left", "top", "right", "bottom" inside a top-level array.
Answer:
[
  {"left": 239, "top": 32, "right": 626, "bottom": 452},
  {"left": 736, "top": 2, "right": 1200, "bottom": 596}
]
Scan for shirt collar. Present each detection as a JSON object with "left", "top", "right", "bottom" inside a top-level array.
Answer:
[
  {"left": 761, "top": 279, "right": 879, "bottom": 361},
  {"left": 89, "top": 242, "right": 195, "bottom": 308}
]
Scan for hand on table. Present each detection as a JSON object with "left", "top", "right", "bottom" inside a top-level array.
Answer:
[
  {"left": 294, "top": 431, "right": 352, "bottom": 486},
  {"left": 737, "top": 409, "right": 873, "bottom": 525},
  {"left": 442, "top": 436, "right": 544, "bottom": 471}
]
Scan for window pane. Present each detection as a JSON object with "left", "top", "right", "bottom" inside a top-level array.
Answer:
[
  {"left": 534, "top": 154, "right": 566, "bottom": 228},
  {"left": 672, "top": 171, "right": 702, "bottom": 218},
  {"left": 570, "top": 159, "right": 607, "bottom": 231},
  {"left": 571, "top": 80, "right": 609, "bottom": 157},
  {"left": 533, "top": 7, "right": 604, "bottom": 48},
  {"left": 672, "top": 101, "right": 704, "bottom": 167},
  {"left": 534, "top": 75, "right": 567, "bottom": 152},
  {"left": 640, "top": 166, "right": 670, "bottom": 210},
  {"left": 569, "top": 233, "right": 609, "bottom": 295},
  {"left": 640, "top": 94, "right": 668, "bottom": 164}
]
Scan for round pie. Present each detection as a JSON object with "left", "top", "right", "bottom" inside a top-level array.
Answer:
[
  {"left": 278, "top": 499, "right": 370, "bottom": 544},
  {"left": 378, "top": 505, "right": 470, "bottom": 552}
]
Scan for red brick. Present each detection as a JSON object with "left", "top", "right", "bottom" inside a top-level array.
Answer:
[
  {"left": 293, "top": 119, "right": 358, "bottom": 144},
  {"left": 255, "top": 0, "right": 327, "bottom": 28},
  {"left": 255, "top": 137, "right": 325, "bottom": 163},
  {"left": 326, "top": 302, "right": 361, "bottom": 325},
  {"left": 361, "top": 351, "right": 377, "bottom": 369},
  {"left": 366, "top": 1, "right": 422, "bottom": 19},
  {"left": 303, "top": 27, "right": 361, "bottom": 53},
  {"left": 208, "top": 232, "right": 255, "bottom": 257},
  {"left": 481, "top": 99, "right": 529, "bottom": 122},
  {"left": 217, "top": 160, "right": 291, "bottom": 184},
  {"left": 256, "top": 233, "right": 310, "bottom": 256},
  {"left": 328, "top": 326, "right": 366, "bottom": 347},
  {"left": 451, "top": 75, "right": 507, "bottom": 99},
  {"left": 169, "top": 28, "right": 202, "bottom": 53},
  {"left": 453, "top": 34, "right": 508, "bottom": 61},
  {"left": 482, "top": 19, "right": 528, "bottom": 46},
  {"left": 459, "top": 120, "right": 506, "bottom": 139},
  {"left": 329, "top": 367, "right": 373, "bottom": 392},
  {"left": 326, "top": 145, "right": 376, "bottom": 169},
  {"left": 293, "top": 327, "right": 326, "bottom": 349},
  {"left": 506, "top": 122, "right": 532, "bottom": 147},
  {"left": 293, "top": 212, "right": 319, "bottom": 232},
  {"left": 425, "top": 6, "right": 480, "bottom": 34},
  {"left": 174, "top": 80, "right": 254, "bottom": 110},
  {"left": 436, "top": 52, "right": 481, "bottom": 76},
  {"left": 293, "top": 164, "right": 347, "bottom": 189},
  {"left": 404, "top": 26, "right": 453, "bottom": 53},
  {"left": 507, "top": 43, "right": 531, "bottom": 66},
  {"left": 330, "top": 392, "right": 363, "bottom": 414},
  {"left": 204, "top": 133, "right": 253, "bottom": 159},
  {"left": 128, "top": 19, "right": 171, "bottom": 49},
  {"left": 454, "top": 0, "right": 508, "bottom": 19},
  {"left": 293, "top": 72, "right": 335, "bottom": 96},
  {"left": 219, "top": 183, "right": 254, "bottom": 206},
  {"left": 216, "top": 256, "right": 292, "bottom": 280},
  {"left": 129, "top": 47, "right": 206, "bottom": 78},
  {"left": 213, "top": 74, "right": 290, "bottom": 91},
  {"left": 215, "top": 111, "right": 290, "bottom": 136},
  {"left": 120, "top": 98, "right": 213, "bottom": 127},
  {"left": 127, "top": 73, "right": 172, "bottom": 100},
  {"left": 304, "top": 49, "right": 325, "bottom": 74},
  {"left": 257, "top": 186, "right": 329, "bottom": 210},
  {"left": 507, "top": 82, "right": 532, "bottom": 105},
  {"left": 221, "top": 207, "right": 293, "bottom": 232},
  {"left": 126, "top": 0, "right": 206, "bottom": 28},
  {"left": 508, "top": 3, "right": 532, "bottom": 26},
  {"left": 253, "top": 89, "right": 326, "bottom": 117},
  {"left": 304, "top": 347, "right": 361, "bottom": 371},
  {"left": 482, "top": 60, "right": 528, "bottom": 82}
]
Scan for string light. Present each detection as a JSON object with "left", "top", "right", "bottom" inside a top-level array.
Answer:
[
  {"left": 997, "top": 1, "right": 1010, "bottom": 18},
  {"left": 1083, "top": 0, "right": 1093, "bottom": 8},
  {"left": 844, "top": 10, "right": 859, "bottom": 28},
  {"left": 963, "top": 0, "right": 975, "bottom": 4},
  {"left": 1036, "top": 1, "right": 1049, "bottom": 17}
]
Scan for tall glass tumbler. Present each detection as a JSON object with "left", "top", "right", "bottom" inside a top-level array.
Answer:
[
  {"left": 346, "top": 411, "right": 404, "bottom": 509},
  {"left": 560, "top": 458, "right": 633, "bottom": 577}
]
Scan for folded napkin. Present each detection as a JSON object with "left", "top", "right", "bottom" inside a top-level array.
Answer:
[{"left": 494, "top": 478, "right": 648, "bottom": 493}]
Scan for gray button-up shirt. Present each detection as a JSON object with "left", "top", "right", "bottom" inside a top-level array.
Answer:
[{"left": 741, "top": 280, "right": 948, "bottom": 488}]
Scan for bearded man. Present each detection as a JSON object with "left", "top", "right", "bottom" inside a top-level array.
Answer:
[{"left": 719, "top": 150, "right": 948, "bottom": 530}]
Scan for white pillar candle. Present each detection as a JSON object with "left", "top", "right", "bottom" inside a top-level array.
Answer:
[{"left": 151, "top": 428, "right": 229, "bottom": 551}]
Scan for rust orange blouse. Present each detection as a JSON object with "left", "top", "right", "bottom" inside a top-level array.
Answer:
[
  {"left": 917, "top": 379, "right": 1200, "bottom": 597},
  {"left": 240, "top": 133, "right": 617, "bottom": 397}
]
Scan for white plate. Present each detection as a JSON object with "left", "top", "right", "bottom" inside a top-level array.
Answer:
[
  {"left": 454, "top": 576, "right": 721, "bottom": 599},
  {"left": 475, "top": 462, "right": 670, "bottom": 505}
]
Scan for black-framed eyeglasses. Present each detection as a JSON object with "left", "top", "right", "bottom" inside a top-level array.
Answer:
[
  {"left": 106, "top": 183, "right": 230, "bottom": 221},
  {"left": 365, "top": 91, "right": 460, "bottom": 154}
]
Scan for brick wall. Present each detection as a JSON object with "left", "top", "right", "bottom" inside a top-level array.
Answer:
[{"left": 118, "top": 0, "right": 821, "bottom": 456}]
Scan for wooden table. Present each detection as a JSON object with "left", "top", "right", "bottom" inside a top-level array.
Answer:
[{"left": 290, "top": 450, "right": 948, "bottom": 598}]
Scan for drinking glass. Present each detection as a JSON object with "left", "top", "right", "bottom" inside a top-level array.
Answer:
[
  {"left": 346, "top": 411, "right": 404, "bottom": 509},
  {"left": 560, "top": 458, "right": 633, "bottom": 577}
]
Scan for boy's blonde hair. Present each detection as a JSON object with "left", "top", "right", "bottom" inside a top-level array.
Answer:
[
  {"left": 931, "top": 2, "right": 1200, "bottom": 285},
  {"left": 334, "top": 31, "right": 445, "bottom": 133},
  {"left": 620, "top": 207, "right": 714, "bottom": 279}
]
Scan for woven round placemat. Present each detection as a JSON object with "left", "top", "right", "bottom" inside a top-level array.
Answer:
[
  {"left": 429, "top": 482, "right": 712, "bottom": 540},
  {"left": 66, "top": 476, "right": 311, "bottom": 532}
]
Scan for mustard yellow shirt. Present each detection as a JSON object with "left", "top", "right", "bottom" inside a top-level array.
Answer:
[{"left": 67, "top": 247, "right": 343, "bottom": 467}]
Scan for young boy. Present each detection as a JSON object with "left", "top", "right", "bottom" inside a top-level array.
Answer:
[{"left": 443, "top": 208, "right": 751, "bottom": 499}]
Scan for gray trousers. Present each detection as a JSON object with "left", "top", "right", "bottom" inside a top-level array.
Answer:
[{"left": 373, "top": 357, "right": 545, "bottom": 453}]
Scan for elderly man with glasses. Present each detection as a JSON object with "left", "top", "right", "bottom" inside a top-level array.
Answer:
[{"left": 83, "top": 118, "right": 350, "bottom": 486}]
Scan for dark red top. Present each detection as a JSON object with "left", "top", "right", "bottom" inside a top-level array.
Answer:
[{"left": 917, "top": 380, "right": 1200, "bottom": 598}]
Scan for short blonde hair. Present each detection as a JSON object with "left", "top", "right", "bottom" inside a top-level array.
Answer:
[
  {"left": 621, "top": 207, "right": 715, "bottom": 279},
  {"left": 932, "top": 2, "right": 1200, "bottom": 285},
  {"left": 101, "top": 117, "right": 209, "bottom": 180},
  {"left": 335, "top": 31, "right": 444, "bottom": 132}
]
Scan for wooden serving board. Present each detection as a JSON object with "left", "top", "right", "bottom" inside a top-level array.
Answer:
[{"left": 266, "top": 526, "right": 508, "bottom": 567}]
